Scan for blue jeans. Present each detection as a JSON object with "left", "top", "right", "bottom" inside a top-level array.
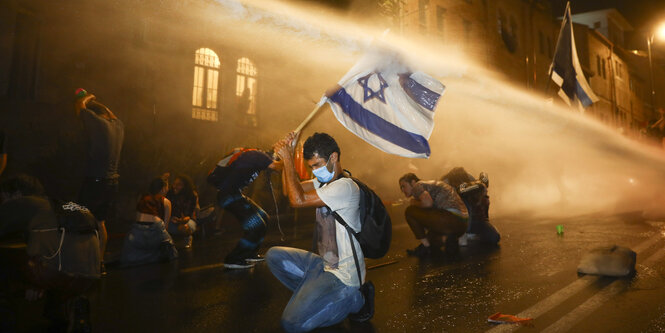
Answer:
[{"left": 266, "top": 247, "right": 364, "bottom": 333}]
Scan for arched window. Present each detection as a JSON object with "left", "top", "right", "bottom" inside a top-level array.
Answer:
[
  {"left": 192, "top": 48, "right": 220, "bottom": 121},
  {"left": 236, "top": 57, "right": 258, "bottom": 127}
]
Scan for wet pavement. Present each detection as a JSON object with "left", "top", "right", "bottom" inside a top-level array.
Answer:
[{"left": 11, "top": 205, "right": 665, "bottom": 332}]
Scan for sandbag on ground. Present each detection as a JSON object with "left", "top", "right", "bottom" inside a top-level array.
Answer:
[{"left": 577, "top": 245, "right": 636, "bottom": 277}]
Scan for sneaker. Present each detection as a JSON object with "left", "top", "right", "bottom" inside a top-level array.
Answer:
[
  {"left": 458, "top": 233, "right": 469, "bottom": 247},
  {"left": 184, "top": 235, "right": 193, "bottom": 249},
  {"left": 349, "top": 281, "right": 375, "bottom": 322},
  {"left": 245, "top": 254, "right": 265, "bottom": 263},
  {"left": 406, "top": 244, "right": 432, "bottom": 258},
  {"left": 223, "top": 259, "right": 255, "bottom": 269},
  {"left": 466, "top": 233, "right": 480, "bottom": 241}
]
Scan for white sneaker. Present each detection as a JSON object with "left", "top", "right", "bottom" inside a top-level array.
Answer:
[{"left": 458, "top": 234, "right": 469, "bottom": 247}]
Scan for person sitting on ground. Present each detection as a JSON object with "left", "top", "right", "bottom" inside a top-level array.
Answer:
[
  {"left": 0, "top": 175, "right": 100, "bottom": 332},
  {"left": 399, "top": 173, "right": 468, "bottom": 257},
  {"left": 441, "top": 167, "right": 500, "bottom": 246},
  {"left": 207, "top": 148, "right": 282, "bottom": 269},
  {"left": 165, "top": 175, "right": 199, "bottom": 249},
  {"left": 121, "top": 175, "right": 177, "bottom": 266},
  {"left": 268, "top": 132, "right": 373, "bottom": 333}
]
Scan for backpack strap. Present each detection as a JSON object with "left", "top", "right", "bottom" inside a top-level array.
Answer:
[
  {"left": 330, "top": 209, "right": 363, "bottom": 287},
  {"left": 318, "top": 177, "right": 363, "bottom": 286}
]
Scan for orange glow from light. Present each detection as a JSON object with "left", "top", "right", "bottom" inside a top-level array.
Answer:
[{"left": 657, "top": 22, "right": 665, "bottom": 41}]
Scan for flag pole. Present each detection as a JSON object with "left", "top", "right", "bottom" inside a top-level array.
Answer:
[
  {"left": 294, "top": 98, "right": 326, "bottom": 134},
  {"left": 293, "top": 85, "right": 341, "bottom": 134}
]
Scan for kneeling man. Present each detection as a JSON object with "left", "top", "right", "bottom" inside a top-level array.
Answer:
[
  {"left": 399, "top": 173, "right": 468, "bottom": 257},
  {"left": 268, "top": 132, "right": 372, "bottom": 333}
]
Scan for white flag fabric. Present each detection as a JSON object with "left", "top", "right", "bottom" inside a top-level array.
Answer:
[
  {"left": 324, "top": 50, "right": 445, "bottom": 158},
  {"left": 550, "top": 2, "right": 598, "bottom": 109}
]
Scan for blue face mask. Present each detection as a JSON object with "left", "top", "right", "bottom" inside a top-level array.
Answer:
[{"left": 312, "top": 158, "right": 335, "bottom": 183}]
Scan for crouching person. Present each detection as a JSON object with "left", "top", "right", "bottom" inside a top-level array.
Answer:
[
  {"left": 399, "top": 173, "right": 468, "bottom": 257},
  {"left": 268, "top": 132, "right": 373, "bottom": 333},
  {"left": 166, "top": 175, "right": 198, "bottom": 249},
  {"left": 441, "top": 167, "right": 500, "bottom": 245},
  {"left": 0, "top": 175, "right": 100, "bottom": 332},
  {"left": 121, "top": 176, "right": 177, "bottom": 266}
]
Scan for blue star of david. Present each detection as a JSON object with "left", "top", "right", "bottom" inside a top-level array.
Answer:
[{"left": 357, "top": 72, "right": 389, "bottom": 104}]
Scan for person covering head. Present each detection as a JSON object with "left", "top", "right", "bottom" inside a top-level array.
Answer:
[
  {"left": 0, "top": 175, "right": 100, "bottom": 331},
  {"left": 399, "top": 172, "right": 468, "bottom": 257},
  {"left": 207, "top": 148, "right": 280, "bottom": 269},
  {"left": 269, "top": 131, "right": 373, "bottom": 332}
]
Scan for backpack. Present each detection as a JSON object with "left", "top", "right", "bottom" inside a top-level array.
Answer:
[
  {"left": 54, "top": 201, "right": 98, "bottom": 233},
  {"left": 328, "top": 176, "right": 392, "bottom": 259}
]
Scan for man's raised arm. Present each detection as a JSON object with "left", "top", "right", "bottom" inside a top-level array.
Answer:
[{"left": 273, "top": 133, "right": 323, "bottom": 208}]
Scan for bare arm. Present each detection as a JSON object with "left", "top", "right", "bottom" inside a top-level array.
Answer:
[
  {"left": 412, "top": 190, "right": 434, "bottom": 208},
  {"left": 274, "top": 134, "right": 324, "bottom": 208},
  {"left": 75, "top": 94, "right": 96, "bottom": 116},
  {"left": 163, "top": 198, "right": 172, "bottom": 225}
]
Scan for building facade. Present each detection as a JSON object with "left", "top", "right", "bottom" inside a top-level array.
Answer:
[{"left": 398, "top": 1, "right": 664, "bottom": 135}]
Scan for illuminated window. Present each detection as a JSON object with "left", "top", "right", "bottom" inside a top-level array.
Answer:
[
  {"left": 236, "top": 57, "right": 258, "bottom": 127},
  {"left": 192, "top": 48, "right": 220, "bottom": 121}
]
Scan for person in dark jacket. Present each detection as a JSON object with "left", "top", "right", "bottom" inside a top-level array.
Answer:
[
  {"left": 0, "top": 175, "right": 100, "bottom": 332},
  {"left": 208, "top": 148, "right": 281, "bottom": 269},
  {"left": 441, "top": 167, "right": 500, "bottom": 246}
]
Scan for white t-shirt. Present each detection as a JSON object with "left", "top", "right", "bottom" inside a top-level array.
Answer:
[{"left": 313, "top": 177, "right": 366, "bottom": 287}]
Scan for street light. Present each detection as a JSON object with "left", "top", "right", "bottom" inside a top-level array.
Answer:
[
  {"left": 646, "top": 22, "right": 665, "bottom": 117},
  {"left": 658, "top": 22, "right": 665, "bottom": 40}
]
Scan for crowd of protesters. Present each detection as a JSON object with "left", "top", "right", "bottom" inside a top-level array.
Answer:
[{"left": 0, "top": 91, "right": 504, "bottom": 333}]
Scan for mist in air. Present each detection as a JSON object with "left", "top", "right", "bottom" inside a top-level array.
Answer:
[{"left": 205, "top": 0, "right": 665, "bottom": 218}]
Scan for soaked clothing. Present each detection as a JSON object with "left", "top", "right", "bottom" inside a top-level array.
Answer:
[
  {"left": 412, "top": 180, "right": 468, "bottom": 218},
  {"left": 208, "top": 149, "right": 273, "bottom": 196},
  {"left": 80, "top": 108, "right": 124, "bottom": 179},
  {"left": 457, "top": 181, "right": 500, "bottom": 244},
  {"left": 313, "top": 177, "right": 365, "bottom": 287},
  {"left": 266, "top": 247, "right": 364, "bottom": 333},
  {"left": 405, "top": 205, "right": 467, "bottom": 240},
  {"left": 120, "top": 222, "right": 177, "bottom": 266},
  {"left": 219, "top": 193, "right": 268, "bottom": 262},
  {"left": 121, "top": 194, "right": 177, "bottom": 266},
  {"left": 208, "top": 148, "right": 272, "bottom": 263},
  {"left": 0, "top": 197, "right": 100, "bottom": 280}
]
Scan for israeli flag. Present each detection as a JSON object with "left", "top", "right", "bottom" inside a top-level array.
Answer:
[
  {"left": 325, "top": 50, "right": 445, "bottom": 158},
  {"left": 550, "top": 2, "right": 598, "bottom": 109}
]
